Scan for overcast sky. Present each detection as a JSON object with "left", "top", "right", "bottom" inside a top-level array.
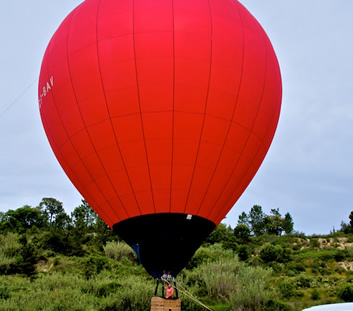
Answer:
[{"left": 1, "top": 1, "right": 352, "bottom": 235}]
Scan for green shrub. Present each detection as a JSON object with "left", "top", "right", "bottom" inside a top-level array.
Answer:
[
  {"left": 97, "top": 275, "right": 154, "bottom": 311},
  {"left": 260, "top": 243, "right": 279, "bottom": 263},
  {"left": 338, "top": 283, "right": 353, "bottom": 302},
  {"left": 285, "top": 261, "right": 306, "bottom": 275},
  {"left": 0, "top": 284, "right": 10, "bottom": 300},
  {"left": 42, "top": 230, "right": 85, "bottom": 256},
  {"left": 295, "top": 274, "right": 313, "bottom": 289},
  {"left": 186, "top": 244, "right": 233, "bottom": 269},
  {"left": 210, "top": 259, "right": 273, "bottom": 306},
  {"left": 194, "top": 260, "right": 239, "bottom": 301},
  {"left": 268, "top": 262, "right": 283, "bottom": 274},
  {"left": 0, "top": 233, "right": 21, "bottom": 274},
  {"left": 237, "top": 245, "right": 251, "bottom": 261},
  {"left": 96, "top": 281, "right": 122, "bottom": 297},
  {"left": 334, "top": 249, "right": 347, "bottom": 261},
  {"left": 0, "top": 274, "right": 93, "bottom": 311},
  {"left": 103, "top": 241, "right": 136, "bottom": 261},
  {"left": 81, "top": 255, "right": 109, "bottom": 279},
  {"left": 228, "top": 264, "right": 275, "bottom": 311},
  {"left": 278, "top": 278, "right": 295, "bottom": 299},
  {"left": 181, "top": 256, "right": 275, "bottom": 310},
  {"left": 0, "top": 273, "right": 154, "bottom": 311},
  {"left": 17, "top": 241, "right": 37, "bottom": 277},
  {"left": 311, "top": 288, "right": 320, "bottom": 300},
  {"left": 346, "top": 246, "right": 353, "bottom": 258},
  {"left": 0, "top": 233, "right": 21, "bottom": 257}
]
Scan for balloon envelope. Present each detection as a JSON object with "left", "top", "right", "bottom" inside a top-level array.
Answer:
[{"left": 39, "top": 0, "right": 281, "bottom": 278}]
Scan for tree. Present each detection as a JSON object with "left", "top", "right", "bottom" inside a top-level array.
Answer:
[
  {"left": 263, "top": 208, "right": 283, "bottom": 236},
  {"left": 234, "top": 224, "right": 251, "bottom": 242},
  {"left": 53, "top": 212, "right": 71, "bottom": 230},
  {"left": 205, "top": 223, "right": 237, "bottom": 250},
  {"left": 71, "top": 200, "right": 97, "bottom": 232},
  {"left": 349, "top": 211, "right": 353, "bottom": 228},
  {"left": 282, "top": 212, "right": 294, "bottom": 234},
  {"left": 339, "top": 211, "right": 353, "bottom": 233},
  {"left": 248, "top": 205, "right": 265, "bottom": 236},
  {"left": 39, "top": 197, "right": 67, "bottom": 227},
  {"left": 237, "top": 212, "right": 250, "bottom": 227},
  {"left": 94, "top": 216, "right": 118, "bottom": 246},
  {"left": 340, "top": 221, "right": 351, "bottom": 234},
  {"left": 70, "top": 200, "right": 118, "bottom": 247},
  {"left": 0, "top": 205, "right": 45, "bottom": 233}
]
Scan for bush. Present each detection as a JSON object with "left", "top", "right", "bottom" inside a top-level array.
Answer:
[
  {"left": 285, "top": 261, "right": 306, "bottom": 275},
  {"left": 263, "top": 299, "right": 292, "bottom": 311},
  {"left": 237, "top": 245, "right": 251, "bottom": 261},
  {"left": 334, "top": 249, "right": 347, "bottom": 262},
  {"left": 0, "top": 233, "right": 21, "bottom": 274},
  {"left": 338, "top": 283, "right": 353, "bottom": 302},
  {"left": 295, "top": 274, "right": 313, "bottom": 289},
  {"left": 0, "top": 273, "right": 154, "bottom": 311},
  {"left": 228, "top": 264, "right": 275, "bottom": 311},
  {"left": 194, "top": 260, "right": 239, "bottom": 301},
  {"left": 0, "top": 274, "right": 93, "bottom": 311},
  {"left": 96, "top": 275, "right": 154, "bottom": 311},
  {"left": 81, "top": 255, "right": 109, "bottom": 279},
  {"left": 104, "top": 241, "right": 136, "bottom": 261},
  {"left": 260, "top": 244, "right": 279, "bottom": 263},
  {"left": 186, "top": 244, "right": 233, "bottom": 269},
  {"left": 187, "top": 256, "right": 274, "bottom": 309},
  {"left": 96, "top": 281, "right": 122, "bottom": 297},
  {"left": 311, "top": 288, "right": 320, "bottom": 300},
  {"left": 17, "top": 241, "right": 37, "bottom": 277},
  {"left": 0, "top": 284, "right": 10, "bottom": 300},
  {"left": 278, "top": 278, "right": 295, "bottom": 299}
]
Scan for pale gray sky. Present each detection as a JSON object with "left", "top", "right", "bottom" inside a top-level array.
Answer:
[{"left": 1, "top": 1, "right": 352, "bottom": 235}]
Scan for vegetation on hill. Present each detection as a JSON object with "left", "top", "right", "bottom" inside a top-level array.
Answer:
[{"left": 1, "top": 198, "right": 353, "bottom": 310}]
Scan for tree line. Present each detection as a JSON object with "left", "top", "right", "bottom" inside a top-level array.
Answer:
[
  {"left": 0, "top": 198, "right": 295, "bottom": 274},
  {"left": 1, "top": 198, "right": 104, "bottom": 233},
  {"left": 0, "top": 198, "right": 294, "bottom": 239},
  {"left": 236, "top": 205, "right": 294, "bottom": 236},
  {"left": 0, "top": 198, "right": 117, "bottom": 277}
]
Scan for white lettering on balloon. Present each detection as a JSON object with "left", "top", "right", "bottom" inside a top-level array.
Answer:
[{"left": 38, "top": 76, "right": 54, "bottom": 108}]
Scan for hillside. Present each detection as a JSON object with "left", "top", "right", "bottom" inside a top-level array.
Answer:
[
  {"left": 2, "top": 229, "right": 353, "bottom": 310},
  {"left": 1, "top": 202, "right": 353, "bottom": 310}
]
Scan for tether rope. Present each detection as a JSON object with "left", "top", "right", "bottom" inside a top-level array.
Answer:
[
  {"left": 0, "top": 78, "right": 37, "bottom": 118},
  {"left": 162, "top": 278, "right": 214, "bottom": 311}
]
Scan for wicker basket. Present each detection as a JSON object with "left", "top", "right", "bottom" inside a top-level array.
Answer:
[{"left": 150, "top": 297, "right": 181, "bottom": 311}]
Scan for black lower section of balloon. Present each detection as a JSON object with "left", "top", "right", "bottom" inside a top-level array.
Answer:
[{"left": 112, "top": 213, "right": 215, "bottom": 279}]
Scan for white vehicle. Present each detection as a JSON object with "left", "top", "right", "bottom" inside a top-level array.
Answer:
[{"left": 302, "top": 303, "right": 353, "bottom": 310}]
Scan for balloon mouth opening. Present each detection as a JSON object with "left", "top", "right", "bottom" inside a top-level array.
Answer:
[{"left": 113, "top": 213, "right": 216, "bottom": 278}]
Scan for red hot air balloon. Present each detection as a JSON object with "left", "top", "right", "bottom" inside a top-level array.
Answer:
[{"left": 39, "top": 0, "right": 281, "bottom": 278}]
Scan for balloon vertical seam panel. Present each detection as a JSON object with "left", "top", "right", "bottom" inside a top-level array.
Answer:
[
  {"left": 70, "top": 0, "right": 128, "bottom": 225},
  {"left": 186, "top": 0, "right": 245, "bottom": 220},
  {"left": 96, "top": 0, "right": 146, "bottom": 220}
]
